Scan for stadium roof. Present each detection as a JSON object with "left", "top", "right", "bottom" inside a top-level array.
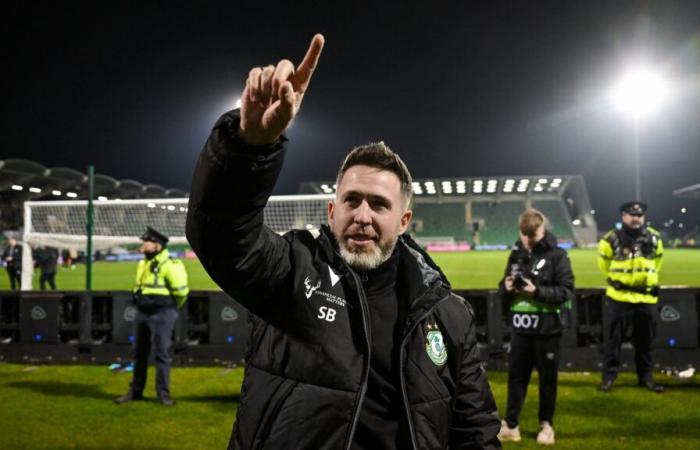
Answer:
[
  {"left": 0, "top": 158, "right": 187, "bottom": 202},
  {"left": 672, "top": 183, "right": 700, "bottom": 200},
  {"left": 301, "top": 175, "right": 574, "bottom": 198}
]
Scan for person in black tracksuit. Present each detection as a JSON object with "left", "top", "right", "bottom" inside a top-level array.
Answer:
[
  {"left": 496, "top": 209, "right": 574, "bottom": 445},
  {"left": 186, "top": 35, "right": 501, "bottom": 450},
  {"left": 35, "top": 247, "right": 59, "bottom": 290},
  {"left": 3, "top": 238, "right": 22, "bottom": 290}
]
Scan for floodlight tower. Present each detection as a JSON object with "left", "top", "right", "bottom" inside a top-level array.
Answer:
[{"left": 611, "top": 66, "right": 670, "bottom": 201}]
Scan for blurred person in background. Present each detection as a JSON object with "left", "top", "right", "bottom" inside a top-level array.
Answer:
[{"left": 2, "top": 238, "right": 22, "bottom": 290}]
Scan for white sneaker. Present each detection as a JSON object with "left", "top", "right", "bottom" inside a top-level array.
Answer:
[
  {"left": 536, "top": 421, "right": 555, "bottom": 445},
  {"left": 498, "top": 420, "right": 521, "bottom": 442}
]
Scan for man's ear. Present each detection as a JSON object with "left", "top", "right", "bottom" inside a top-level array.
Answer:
[
  {"left": 327, "top": 200, "right": 335, "bottom": 226},
  {"left": 399, "top": 209, "right": 413, "bottom": 234}
]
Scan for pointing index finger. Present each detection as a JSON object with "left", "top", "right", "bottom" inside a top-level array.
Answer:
[{"left": 292, "top": 34, "right": 325, "bottom": 93}]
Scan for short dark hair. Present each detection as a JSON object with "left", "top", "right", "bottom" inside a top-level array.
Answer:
[
  {"left": 518, "top": 208, "right": 546, "bottom": 237},
  {"left": 336, "top": 141, "right": 413, "bottom": 204}
]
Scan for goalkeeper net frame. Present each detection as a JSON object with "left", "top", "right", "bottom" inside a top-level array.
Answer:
[{"left": 21, "top": 194, "right": 333, "bottom": 289}]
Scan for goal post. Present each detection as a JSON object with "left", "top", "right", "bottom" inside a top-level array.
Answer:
[{"left": 21, "top": 194, "right": 333, "bottom": 290}]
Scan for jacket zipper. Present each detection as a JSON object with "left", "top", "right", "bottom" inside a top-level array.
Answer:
[
  {"left": 399, "top": 293, "right": 451, "bottom": 450},
  {"left": 343, "top": 266, "right": 372, "bottom": 450}
]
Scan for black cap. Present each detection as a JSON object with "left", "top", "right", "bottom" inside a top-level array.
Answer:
[
  {"left": 140, "top": 227, "right": 169, "bottom": 246},
  {"left": 620, "top": 201, "right": 647, "bottom": 216}
]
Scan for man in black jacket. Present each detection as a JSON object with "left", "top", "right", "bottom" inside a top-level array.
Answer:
[
  {"left": 35, "top": 247, "right": 59, "bottom": 290},
  {"left": 186, "top": 34, "right": 501, "bottom": 449},
  {"left": 496, "top": 209, "right": 574, "bottom": 446},
  {"left": 2, "top": 238, "right": 22, "bottom": 290}
]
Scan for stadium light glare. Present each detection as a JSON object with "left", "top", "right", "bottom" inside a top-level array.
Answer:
[
  {"left": 52, "top": 190, "right": 62, "bottom": 196},
  {"left": 591, "top": 209, "right": 596, "bottom": 215},
  {"left": 681, "top": 207, "right": 687, "bottom": 213},
  {"left": 611, "top": 67, "right": 670, "bottom": 120},
  {"left": 147, "top": 203, "right": 156, "bottom": 208},
  {"left": 235, "top": 98, "right": 242, "bottom": 109},
  {"left": 29, "top": 187, "right": 42, "bottom": 193},
  {"left": 66, "top": 192, "right": 78, "bottom": 198},
  {"left": 572, "top": 219, "right": 581, "bottom": 226},
  {"left": 11, "top": 185, "right": 23, "bottom": 191},
  {"left": 611, "top": 65, "right": 673, "bottom": 201},
  {"left": 534, "top": 186, "right": 544, "bottom": 192},
  {"left": 97, "top": 196, "right": 108, "bottom": 201},
  {"left": 538, "top": 178, "right": 548, "bottom": 184}
]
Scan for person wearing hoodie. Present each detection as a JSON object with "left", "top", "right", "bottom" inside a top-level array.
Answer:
[{"left": 497, "top": 209, "right": 574, "bottom": 446}]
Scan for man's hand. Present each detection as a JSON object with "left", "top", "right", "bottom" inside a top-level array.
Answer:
[
  {"left": 504, "top": 276, "right": 514, "bottom": 292},
  {"left": 518, "top": 278, "right": 537, "bottom": 295},
  {"left": 239, "top": 34, "right": 325, "bottom": 146}
]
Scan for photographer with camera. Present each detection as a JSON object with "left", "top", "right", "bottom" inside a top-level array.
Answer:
[{"left": 496, "top": 209, "right": 574, "bottom": 446}]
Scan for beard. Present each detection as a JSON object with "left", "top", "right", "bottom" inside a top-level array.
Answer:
[{"left": 336, "top": 229, "right": 398, "bottom": 272}]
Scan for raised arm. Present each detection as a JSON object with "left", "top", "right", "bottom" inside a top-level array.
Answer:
[{"left": 186, "top": 35, "right": 324, "bottom": 321}]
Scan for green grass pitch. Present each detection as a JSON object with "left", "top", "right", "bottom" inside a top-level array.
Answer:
[
  {"left": 0, "top": 364, "right": 698, "bottom": 449},
  {"left": 2, "top": 248, "right": 698, "bottom": 291}
]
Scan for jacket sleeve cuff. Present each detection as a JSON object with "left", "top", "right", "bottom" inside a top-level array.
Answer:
[{"left": 211, "top": 109, "right": 287, "bottom": 162}]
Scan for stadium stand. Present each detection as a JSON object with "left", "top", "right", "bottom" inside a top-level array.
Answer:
[
  {"left": 300, "top": 175, "right": 598, "bottom": 246},
  {"left": 0, "top": 158, "right": 186, "bottom": 231},
  {"left": 532, "top": 200, "right": 575, "bottom": 241},
  {"left": 472, "top": 201, "right": 524, "bottom": 245},
  {"left": 412, "top": 203, "right": 466, "bottom": 242}
]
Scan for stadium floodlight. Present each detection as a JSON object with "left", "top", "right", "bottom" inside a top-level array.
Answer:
[
  {"left": 29, "top": 187, "right": 42, "bottom": 193},
  {"left": 538, "top": 178, "right": 548, "bottom": 184},
  {"left": 681, "top": 207, "right": 687, "bottom": 213},
  {"left": 97, "top": 196, "right": 108, "bottom": 201},
  {"left": 572, "top": 219, "right": 581, "bottom": 226},
  {"left": 66, "top": 192, "right": 78, "bottom": 198},
  {"left": 610, "top": 65, "right": 672, "bottom": 201},
  {"left": 611, "top": 67, "right": 670, "bottom": 120},
  {"left": 52, "top": 190, "right": 62, "bottom": 196},
  {"left": 11, "top": 185, "right": 23, "bottom": 191}
]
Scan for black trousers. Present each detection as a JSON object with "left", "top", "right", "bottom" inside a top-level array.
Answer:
[
  {"left": 40, "top": 272, "right": 56, "bottom": 290},
  {"left": 505, "top": 333, "right": 561, "bottom": 428},
  {"left": 602, "top": 297, "right": 657, "bottom": 383},
  {"left": 6, "top": 266, "right": 20, "bottom": 290},
  {"left": 130, "top": 307, "right": 179, "bottom": 397}
]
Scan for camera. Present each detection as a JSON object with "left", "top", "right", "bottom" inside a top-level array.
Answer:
[
  {"left": 511, "top": 268, "right": 527, "bottom": 290},
  {"left": 510, "top": 265, "right": 528, "bottom": 290}
]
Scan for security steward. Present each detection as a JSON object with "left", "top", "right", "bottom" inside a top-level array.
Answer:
[
  {"left": 115, "top": 227, "right": 189, "bottom": 406},
  {"left": 598, "top": 202, "right": 664, "bottom": 393}
]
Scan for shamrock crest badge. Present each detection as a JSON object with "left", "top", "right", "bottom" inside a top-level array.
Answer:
[{"left": 425, "top": 323, "right": 447, "bottom": 366}]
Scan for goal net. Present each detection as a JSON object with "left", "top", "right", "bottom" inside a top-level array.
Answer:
[{"left": 21, "top": 194, "right": 333, "bottom": 289}]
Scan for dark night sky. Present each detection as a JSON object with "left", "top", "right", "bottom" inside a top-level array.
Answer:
[{"left": 3, "top": 1, "right": 700, "bottom": 230}]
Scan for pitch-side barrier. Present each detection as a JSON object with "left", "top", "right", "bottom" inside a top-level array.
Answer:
[{"left": 0, "top": 289, "right": 697, "bottom": 370}]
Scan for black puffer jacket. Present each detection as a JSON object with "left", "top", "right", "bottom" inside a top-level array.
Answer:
[
  {"left": 186, "top": 110, "right": 501, "bottom": 450},
  {"left": 498, "top": 231, "right": 575, "bottom": 336}
]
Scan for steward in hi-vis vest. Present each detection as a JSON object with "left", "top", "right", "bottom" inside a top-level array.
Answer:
[
  {"left": 115, "top": 226, "right": 189, "bottom": 406},
  {"left": 598, "top": 201, "right": 664, "bottom": 394},
  {"left": 497, "top": 209, "right": 574, "bottom": 446}
]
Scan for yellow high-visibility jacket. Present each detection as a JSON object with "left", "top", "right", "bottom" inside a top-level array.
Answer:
[
  {"left": 134, "top": 249, "right": 189, "bottom": 308},
  {"left": 597, "top": 226, "right": 663, "bottom": 304}
]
